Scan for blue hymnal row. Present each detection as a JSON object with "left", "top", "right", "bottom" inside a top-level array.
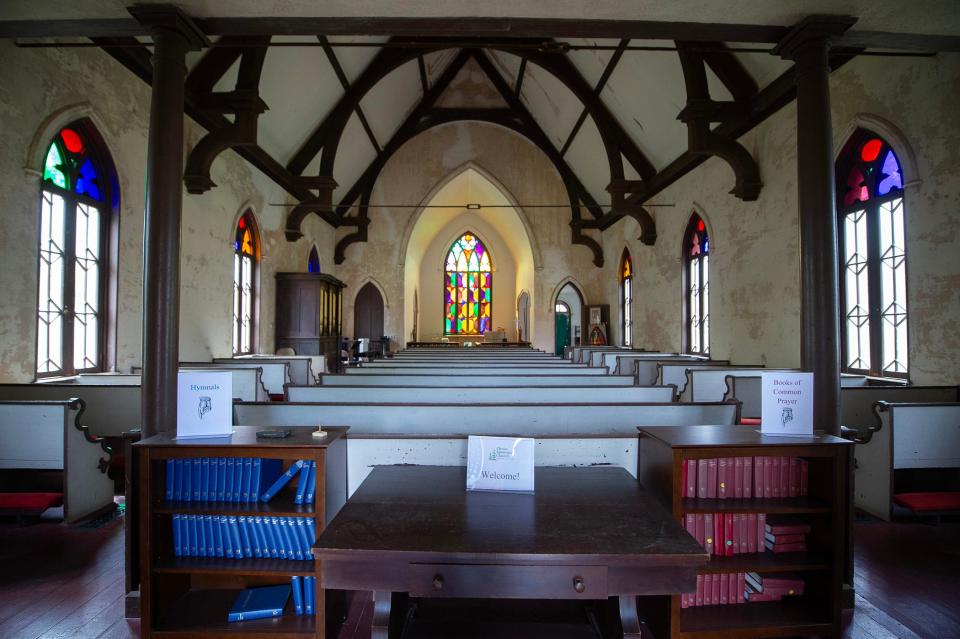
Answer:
[
  {"left": 290, "top": 575, "right": 316, "bottom": 616},
  {"left": 172, "top": 514, "right": 316, "bottom": 560},
  {"left": 164, "top": 458, "right": 283, "bottom": 503},
  {"left": 228, "top": 584, "right": 290, "bottom": 622}
]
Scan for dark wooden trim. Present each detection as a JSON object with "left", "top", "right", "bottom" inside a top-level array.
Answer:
[
  {"left": 515, "top": 56, "right": 527, "bottom": 97},
  {"left": 320, "top": 35, "right": 382, "bottom": 153},
  {"left": 184, "top": 36, "right": 245, "bottom": 94},
  {"left": 560, "top": 38, "right": 628, "bottom": 158}
]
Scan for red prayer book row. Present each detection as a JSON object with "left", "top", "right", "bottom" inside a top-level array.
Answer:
[
  {"left": 682, "top": 573, "right": 806, "bottom": 608},
  {"left": 682, "top": 456, "right": 809, "bottom": 500},
  {"left": 685, "top": 513, "right": 813, "bottom": 556}
]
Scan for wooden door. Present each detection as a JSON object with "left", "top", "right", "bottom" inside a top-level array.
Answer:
[
  {"left": 354, "top": 282, "right": 384, "bottom": 340},
  {"left": 554, "top": 312, "right": 570, "bottom": 355}
]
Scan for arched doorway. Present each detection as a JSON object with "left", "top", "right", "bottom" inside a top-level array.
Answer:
[
  {"left": 517, "top": 291, "right": 530, "bottom": 342},
  {"left": 354, "top": 282, "right": 384, "bottom": 348},
  {"left": 554, "top": 282, "right": 584, "bottom": 355}
]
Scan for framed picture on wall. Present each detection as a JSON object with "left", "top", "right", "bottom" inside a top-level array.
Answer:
[{"left": 589, "top": 306, "right": 602, "bottom": 325}]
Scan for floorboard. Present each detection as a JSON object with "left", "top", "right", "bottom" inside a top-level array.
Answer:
[{"left": 0, "top": 516, "right": 957, "bottom": 638}]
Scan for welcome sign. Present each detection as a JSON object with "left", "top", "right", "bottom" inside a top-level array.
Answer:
[
  {"left": 466, "top": 436, "right": 535, "bottom": 493},
  {"left": 761, "top": 372, "right": 814, "bottom": 437},
  {"left": 176, "top": 371, "right": 233, "bottom": 439}
]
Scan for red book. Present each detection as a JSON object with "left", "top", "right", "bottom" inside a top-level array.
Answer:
[
  {"left": 724, "top": 512, "right": 735, "bottom": 556},
  {"left": 719, "top": 571, "right": 729, "bottom": 604},
  {"left": 713, "top": 513, "right": 723, "bottom": 557},
  {"left": 753, "top": 456, "right": 763, "bottom": 496},
  {"left": 765, "top": 519, "right": 812, "bottom": 535},
  {"left": 682, "top": 460, "right": 688, "bottom": 500},
  {"left": 695, "top": 574, "right": 704, "bottom": 607},
  {"left": 744, "top": 586, "right": 781, "bottom": 602},
  {"left": 704, "top": 514, "right": 714, "bottom": 554},
  {"left": 707, "top": 458, "right": 718, "bottom": 498},
  {"left": 697, "top": 459, "right": 709, "bottom": 499},
  {"left": 779, "top": 456, "right": 790, "bottom": 497},
  {"left": 789, "top": 457, "right": 800, "bottom": 498},
  {"left": 743, "top": 457, "right": 753, "bottom": 499},
  {"left": 762, "top": 576, "right": 805, "bottom": 589},
  {"left": 771, "top": 457, "right": 781, "bottom": 497},
  {"left": 765, "top": 541, "right": 808, "bottom": 553},
  {"left": 681, "top": 591, "right": 689, "bottom": 608},
  {"left": 734, "top": 457, "right": 744, "bottom": 498},
  {"left": 686, "top": 460, "right": 698, "bottom": 498},
  {"left": 757, "top": 514, "right": 766, "bottom": 552},
  {"left": 718, "top": 457, "right": 729, "bottom": 499},
  {"left": 736, "top": 513, "right": 747, "bottom": 554},
  {"left": 800, "top": 458, "right": 809, "bottom": 495},
  {"left": 745, "top": 513, "right": 757, "bottom": 553},
  {"left": 711, "top": 573, "right": 720, "bottom": 605},
  {"left": 737, "top": 572, "right": 746, "bottom": 604},
  {"left": 763, "top": 457, "right": 773, "bottom": 498},
  {"left": 765, "top": 532, "right": 806, "bottom": 545},
  {"left": 695, "top": 514, "right": 706, "bottom": 548}
]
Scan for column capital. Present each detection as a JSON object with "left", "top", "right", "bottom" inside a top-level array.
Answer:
[
  {"left": 772, "top": 15, "right": 857, "bottom": 60},
  {"left": 128, "top": 4, "right": 208, "bottom": 50}
]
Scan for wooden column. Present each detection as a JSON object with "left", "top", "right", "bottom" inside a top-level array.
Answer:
[
  {"left": 774, "top": 16, "right": 855, "bottom": 437},
  {"left": 130, "top": 6, "right": 206, "bottom": 436}
]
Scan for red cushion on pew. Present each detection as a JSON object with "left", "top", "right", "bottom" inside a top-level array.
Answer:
[
  {"left": 894, "top": 492, "right": 960, "bottom": 513},
  {"left": 740, "top": 418, "right": 762, "bottom": 426},
  {"left": 0, "top": 492, "right": 64, "bottom": 512}
]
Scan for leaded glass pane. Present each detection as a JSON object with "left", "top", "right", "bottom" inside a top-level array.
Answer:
[
  {"left": 879, "top": 198, "right": 908, "bottom": 374},
  {"left": 241, "top": 255, "right": 253, "bottom": 353},
  {"left": 689, "top": 257, "right": 701, "bottom": 354},
  {"left": 37, "top": 191, "right": 66, "bottom": 374},
  {"left": 623, "top": 277, "right": 632, "bottom": 346},
  {"left": 73, "top": 203, "right": 101, "bottom": 370},
  {"left": 843, "top": 209, "right": 871, "bottom": 370},
  {"left": 444, "top": 232, "right": 492, "bottom": 335},
  {"left": 702, "top": 254, "right": 710, "bottom": 355},
  {"left": 43, "top": 143, "right": 67, "bottom": 189},
  {"left": 233, "top": 253, "right": 241, "bottom": 354}
]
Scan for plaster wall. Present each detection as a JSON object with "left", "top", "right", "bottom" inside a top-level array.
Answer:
[
  {"left": 602, "top": 53, "right": 960, "bottom": 384},
  {"left": 0, "top": 42, "right": 333, "bottom": 382}
]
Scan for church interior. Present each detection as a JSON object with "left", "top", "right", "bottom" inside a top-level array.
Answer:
[{"left": 0, "top": 1, "right": 958, "bottom": 638}]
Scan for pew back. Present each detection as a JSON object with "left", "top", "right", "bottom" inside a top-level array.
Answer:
[
  {"left": 0, "top": 384, "right": 140, "bottom": 437},
  {"left": 183, "top": 361, "right": 289, "bottom": 396},
  {"left": 634, "top": 358, "right": 730, "bottom": 386},
  {"left": 657, "top": 362, "right": 753, "bottom": 395},
  {"left": 319, "top": 374, "right": 637, "bottom": 387},
  {"left": 286, "top": 385, "right": 676, "bottom": 404},
  {"left": 684, "top": 368, "right": 797, "bottom": 403},
  {"left": 345, "top": 366, "right": 608, "bottom": 376},
  {"left": 225, "top": 355, "right": 320, "bottom": 385},
  {"left": 131, "top": 367, "right": 268, "bottom": 402}
]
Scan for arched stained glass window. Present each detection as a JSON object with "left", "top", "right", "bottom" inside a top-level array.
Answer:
[
  {"left": 233, "top": 212, "right": 259, "bottom": 355},
  {"left": 37, "top": 120, "right": 118, "bottom": 377},
  {"left": 444, "top": 232, "right": 492, "bottom": 335},
  {"left": 620, "top": 249, "right": 633, "bottom": 347},
  {"left": 836, "top": 128, "right": 908, "bottom": 377},
  {"left": 307, "top": 246, "right": 321, "bottom": 273},
  {"left": 683, "top": 213, "right": 709, "bottom": 355}
]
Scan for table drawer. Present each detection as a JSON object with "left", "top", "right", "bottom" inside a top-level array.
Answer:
[{"left": 407, "top": 564, "right": 607, "bottom": 599}]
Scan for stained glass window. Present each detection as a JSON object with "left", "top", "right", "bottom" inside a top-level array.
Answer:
[
  {"left": 684, "top": 214, "right": 710, "bottom": 355},
  {"left": 307, "top": 246, "right": 321, "bottom": 273},
  {"left": 620, "top": 249, "right": 633, "bottom": 347},
  {"left": 836, "top": 129, "right": 908, "bottom": 377},
  {"left": 444, "top": 232, "right": 492, "bottom": 335},
  {"left": 37, "top": 121, "right": 117, "bottom": 376},
  {"left": 233, "top": 212, "right": 259, "bottom": 354}
]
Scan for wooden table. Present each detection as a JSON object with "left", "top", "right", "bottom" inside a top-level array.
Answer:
[{"left": 313, "top": 465, "right": 708, "bottom": 638}]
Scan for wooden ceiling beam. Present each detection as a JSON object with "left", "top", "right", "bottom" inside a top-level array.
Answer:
[
  {"left": 319, "top": 35, "right": 381, "bottom": 153},
  {"left": 515, "top": 57, "right": 527, "bottom": 97},
  {"left": 699, "top": 41, "right": 758, "bottom": 103},
  {"left": 560, "top": 38, "right": 628, "bottom": 157},
  {"left": 417, "top": 55, "right": 429, "bottom": 92},
  {"left": 185, "top": 35, "right": 246, "bottom": 94}
]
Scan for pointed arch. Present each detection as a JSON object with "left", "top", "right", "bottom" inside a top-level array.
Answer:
[
  {"left": 307, "top": 244, "right": 321, "bottom": 273},
  {"left": 354, "top": 276, "right": 390, "bottom": 309},
  {"left": 35, "top": 116, "right": 120, "bottom": 377},
  {"left": 233, "top": 209, "right": 261, "bottom": 354},
  {"left": 619, "top": 247, "right": 634, "bottom": 347},
  {"left": 549, "top": 276, "right": 588, "bottom": 310},
  {"left": 834, "top": 114, "right": 920, "bottom": 187},
  {"left": 443, "top": 230, "right": 493, "bottom": 335},
  {"left": 682, "top": 211, "right": 710, "bottom": 355}
]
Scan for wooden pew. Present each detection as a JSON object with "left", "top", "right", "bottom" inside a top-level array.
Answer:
[
  {"left": 657, "top": 362, "right": 761, "bottom": 398},
  {"left": 572, "top": 346, "right": 620, "bottom": 364},
  {"left": 683, "top": 368, "right": 796, "bottom": 403},
  {"left": 854, "top": 402, "right": 960, "bottom": 520},
  {"left": 127, "top": 366, "right": 269, "bottom": 402},
  {"left": 184, "top": 361, "right": 289, "bottom": 397},
  {"left": 610, "top": 353, "right": 705, "bottom": 377},
  {"left": 345, "top": 365, "right": 609, "bottom": 376},
  {"left": 839, "top": 373, "right": 908, "bottom": 387},
  {"left": 0, "top": 399, "right": 114, "bottom": 522},
  {"left": 319, "top": 373, "right": 637, "bottom": 387},
  {"left": 599, "top": 352, "right": 683, "bottom": 374},
  {"left": 0, "top": 384, "right": 140, "bottom": 438},
  {"left": 222, "top": 355, "right": 321, "bottom": 385},
  {"left": 286, "top": 385, "right": 676, "bottom": 403},
  {"left": 588, "top": 349, "right": 658, "bottom": 368},
  {"left": 632, "top": 358, "right": 730, "bottom": 386},
  {"left": 344, "top": 433, "right": 640, "bottom": 496},
  {"left": 233, "top": 401, "right": 741, "bottom": 435},
  {"left": 358, "top": 360, "right": 578, "bottom": 368}
]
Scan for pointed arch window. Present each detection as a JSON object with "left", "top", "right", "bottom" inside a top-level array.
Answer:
[
  {"left": 36, "top": 120, "right": 119, "bottom": 377},
  {"left": 307, "top": 246, "right": 321, "bottom": 273},
  {"left": 836, "top": 128, "right": 908, "bottom": 377},
  {"left": 233, "top": 212, "right": 259, "bottom": 355},
  {"left": 683, "top": 214, "right": 709, "bottom": 355},
  {"left": 444, "top": 232, "right": 492, "bottom": 335},
  {"left": 620, "top": 249, "right": 633, "bottom": 347}
]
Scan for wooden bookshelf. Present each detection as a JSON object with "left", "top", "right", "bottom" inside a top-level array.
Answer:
[
  {"left": 136, "top": 426, "right": 348, "bottom": 639},
  {"left": 637, "top": 426, "right": 851, "bottom": 639}
]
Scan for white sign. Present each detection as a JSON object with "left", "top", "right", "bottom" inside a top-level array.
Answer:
[
  {"left": 176, "top": 371, "right": 233, "bottom": 439},
  {"left": 761, "top": 372, "right": 814, "bottom": 437},
  {"left": 466, "top": 436, "right": 535, "bottom": 492}
]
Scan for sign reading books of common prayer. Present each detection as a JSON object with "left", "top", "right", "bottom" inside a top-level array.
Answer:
[
  {"left": 466, "top": 436, "right": 534, "bottom": 493},
  {"left": 177, "top": 371, "right": 233, "bottom": 438},
  {"left": 761, "top": 372, "right": 814, "bottom": 437}
]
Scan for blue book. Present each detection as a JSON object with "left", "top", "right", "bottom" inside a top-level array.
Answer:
[
  {"left": 268, "top": 517, "right": 283, "bottom": 559},
  {"left": 295, "top": 517, "right": 311, "bottom": 559},
  {"left": 303, "top": 461, "right": 316, "bottom": 505},
  {"left": 281, "top": 518, "right": 300, "bottom": 560},
  {"left": 165, "top": 460, "right": 175, "bottom": 501},
  {"left": 305, "top": 517, "right": 315, "bottom": 546},
  {"left": 192, "top": 458, "right": 202, "bottom": 501},
  {"left": 181, "top": 459, "right": 191, "bottom": 502},
  {"left": 197, "top": 513, "right": 207, "bottom": 557},
  {"left": 172, "top": 514, "right": 182, "bottom": 557},
  {"left": 249, "top": 516, "right": 263, "bottom": 559},
  {"left": 227, "top": 584, "right": 290, "bottom": 622},
  {"left": 238, "top": 516, "right": 253, "bottom": 559},
  {"left": 228, "top": 516, "right": 244, "bottom": 559},
  {"left": 259, "top": 516, "right": 276, "bottom": 558},
  {"left": 294, "top": 465, "right": 309, "bottom": 505},
  {"left": 204, "top": 515, "right": 215, "bottom": 557},
  {"left": 217, "top": 457, "right": 228, "bottom": 501},
  {"left": 225, "top": 458, "right": 236, "bottom": 502},
  {"left": 173, "top": 459, "right": 184, "bottom": 500},
  {"left": 291, "top": 576, "right": 304, "bottom": 615},
  {"left": 261, "top": 460, "right": 306, "bottom": 502},
  {"left": 256, "top": 459, "right": 283, "bottom": 498},
  {"left": 208, "top": 458, "right": 219, "bottom": 502},
  {"left": 304, "top": 577, "right": 314, "bottom": 615},
  {"left": 200, "top": 458, "right": 211, "bottom": 501},
  {"left": 213, "top": 515, "right": 225, "bottom": 557},
  {"left": 241, "top": 458, "right": 254, "bottom": 502},
  {"left": 222, "top": 516, "right": 235, "bottom": 559},
  {"left": 187, "top": 515, "right": 199, "bottom": 557}
]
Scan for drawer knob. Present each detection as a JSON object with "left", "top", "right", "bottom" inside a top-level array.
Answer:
[
  {"left": 433, "top": 574, "right": 444, "bottom": 590},
  {"left": 573, "top": 576, "right": 585, "bottom": 593}
]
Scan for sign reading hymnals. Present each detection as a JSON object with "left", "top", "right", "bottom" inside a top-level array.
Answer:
[
  {"left": 761, "top": 372, "right": 814, "bottom": 437},
  {"left": 466, "top": 436, "right": 535, "bottom": 493},
  {"left": 176, "top": 371, "right": 233, "bottom": 439}
]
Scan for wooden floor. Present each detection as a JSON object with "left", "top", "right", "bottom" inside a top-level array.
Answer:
[{"left": 1, "top": 516, "right": 957, "bottom": 639}]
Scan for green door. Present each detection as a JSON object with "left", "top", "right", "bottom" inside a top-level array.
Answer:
[{"left": 555, "top": 312, "right": 571, "bottom": 355}]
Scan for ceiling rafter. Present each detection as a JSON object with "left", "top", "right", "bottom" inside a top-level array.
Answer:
[
  {"left": 184, "top": 36, "right": 246, "bottom": 94},
  {"left": 417, "top": 55, "right": 429, "bottom": 92},
  {"left": 699, "top": 41, "right": 758, "bottom": 102},
  {"left": 515, "top": 57, "right": 527, "bottom": 97},
  {"left": 559, "top": 38, "right": 629, "bottom": 158},
  {"left": 318, "top": 35, "right": 381, "bottom": 153}
]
